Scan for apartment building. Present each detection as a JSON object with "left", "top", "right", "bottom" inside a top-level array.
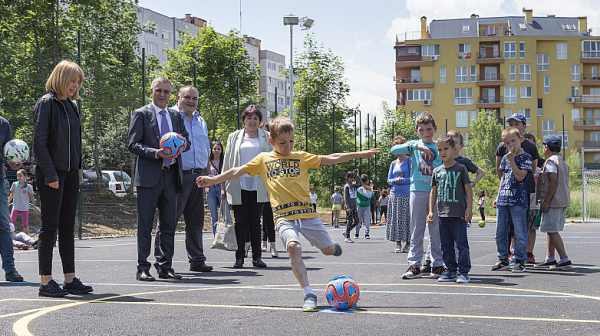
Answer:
[
  {"left": 395, "top": 9, "right": 600, "bottom": 168},
  {"left": 259, "top": 50, "right": 289, "bottom": 118}
]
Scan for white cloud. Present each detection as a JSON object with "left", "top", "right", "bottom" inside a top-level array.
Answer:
[{"left": 355, "top": 38, "right": 373, "bottom": 52}]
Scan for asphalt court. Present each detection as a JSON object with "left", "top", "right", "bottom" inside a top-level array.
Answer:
[{"left": 2, "top": 220, "right": 600, "bottom": 335}]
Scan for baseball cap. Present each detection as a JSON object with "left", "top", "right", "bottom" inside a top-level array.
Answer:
[
  {"left": 543, "top": 134, "right": 562, "bottom": 147},
  {"left": 506, "top": 113, "right": 527, "bottom": 124}
]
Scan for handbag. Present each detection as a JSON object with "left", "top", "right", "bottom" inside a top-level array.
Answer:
[{"left": 211, "top": 200, "right": 238, "bottom": 251}]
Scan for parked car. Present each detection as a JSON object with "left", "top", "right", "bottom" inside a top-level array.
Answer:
[
  {"left": 82, "top": 170, "right": 110, "bottom": 193},
  {"left": 102, "top": 170, "right": 136, "bottom": 196}
]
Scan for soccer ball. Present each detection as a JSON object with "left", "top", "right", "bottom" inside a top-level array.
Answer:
[
  {"left": 3, "top": 139, "right": 29, "bottom": 163},
  {"left": 159, "top": 132, "right": 186, "bottom": 156},
  {"left": 479, "top": 220, "right": 485, "bottom": 228},
  {"left": 325, "top": 275, "right": 360, "bottom": 310}
]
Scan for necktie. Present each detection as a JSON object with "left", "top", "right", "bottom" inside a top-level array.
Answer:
[{"left": 159, "top": 110, "right": 171, "bottom": 166}]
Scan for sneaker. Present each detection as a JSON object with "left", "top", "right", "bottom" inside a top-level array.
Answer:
[
  {"left": 332, "top": 243, "right": 343, "bottom": 256},
  {"left": 420, "top": 262, "right": 432, "bottom": 275},
  {"left": 402, "top": 244, "right": 410, "bottom": 253},
  {"left": 302, "top": 294, "right": 318, "bottom": 312},
  {"left": 402, "top": 265, "right": 422, "bottom": 279},
  {"left": 491, "top": 259, "right": 510, "bottom": 271},
  {"left": 344, "top": 237, "right": 354, "bottom": 243},
  {"left": 550, "top": 260, "right": 572, "bottom": 270},
  {"left": 395, "top": 244, "right": 402, "bottom": 253},
  {"left": 430, "top": 266, "right": 446, "bottom": 278},
  {"left": 63, "top": 277, "right": 93, "bottom": 294},
  {"left": 534, "top": 260, "right": 558, "bottom": 269},
  {"left": 39, "top": 280, "right": 68, "bottom": 297},
  {"left": 526, "top": 252, "right": 536, "bottom": 264},
  {"left": 32, "top": 240, "right": 39, "bottom": 249},
  {"left": 5, "top": 269, "right": 24, "bottom": 282},
  {"left": 512, "top": 260, "right": 526, "bottom": 273},
  {"left": 365, "top": 233, "right": 370, "bottom": 239},
  {"left": 354, "top": 234, "right": 359, "bottom": 239},
  {"left": 456, "top": 274, "right": 470, "bottom": 283},
  {"left": 20, "top": 245, "right": 29, "bottom": 250},
  {"left": 438, "top": 272, "right": 457, "bottom": 282}
]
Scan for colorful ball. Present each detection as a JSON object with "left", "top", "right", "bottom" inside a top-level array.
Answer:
[
  {"left": 3, "top": 139, "right": 29, "bottom": 163},
  {"left": 478, "top": 220, "right": 485, "bottom": 228},
  {"left": 159, "top": 132, "right": 186, "bottom": 156},
  {"left": 325, "top": 275, "right": 359, "bottom": 310}
]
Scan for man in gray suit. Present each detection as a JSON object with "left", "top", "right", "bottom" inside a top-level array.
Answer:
[{"left": 128, "top": 77, "right": 189, "bottom": 281}]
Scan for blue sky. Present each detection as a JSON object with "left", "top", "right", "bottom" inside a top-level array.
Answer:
[{"left": 138, "top": 0, "right": 600, "bottom": 129}]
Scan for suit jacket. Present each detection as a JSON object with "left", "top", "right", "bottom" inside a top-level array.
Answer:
[
  {"left": 128, "top": 103, "right": 190, "bottom": 188},
  {"left": 223, "top": 128, "right": 272, "bottom": 205}
]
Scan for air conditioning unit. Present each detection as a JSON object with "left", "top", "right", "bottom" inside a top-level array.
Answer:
[
  {"left": 423, "top": 100, "right": 431, "bottom": 106},
  {"left": 567, "top": 97, "right": 576, "bottom": 103},
  {"left": 431, "top": 56, "right": 438, "bottom": 61}
]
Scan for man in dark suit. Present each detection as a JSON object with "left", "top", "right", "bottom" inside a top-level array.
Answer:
[{"left": 128, "top": 77, "right": 189, "bottom": 281}]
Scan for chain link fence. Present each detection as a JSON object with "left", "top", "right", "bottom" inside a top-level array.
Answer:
[{"left": 583, "top": 170, "right": 600, "bottom": 221}]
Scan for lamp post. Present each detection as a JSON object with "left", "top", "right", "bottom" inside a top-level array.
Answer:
[{"left": 283, "top": 14, "right": 314, "bottom": 123}]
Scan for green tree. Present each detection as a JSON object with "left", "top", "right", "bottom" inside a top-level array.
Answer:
[{"left": 467, "top": 110, "right": 503, "bottom": 171}]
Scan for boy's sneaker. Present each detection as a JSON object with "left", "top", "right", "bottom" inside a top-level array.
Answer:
[
  {"left": 401, "top": 265, "right": 422, "bottom": 279},
  {"left": 550, "top": 260, "right": 572, "bottom": 270},
  {"left": 302, "top": 294, "right": 318, "bottom": 312},
  {"left": 63, "top": 277, "right": 93, "bottom": 294},
  {"left": 365, "top": 233, "right": 370, "bottom": 239},
  {"left": 526, "top": 252, "right": 536, "bottom": 264},
  {"left": 354, "top": 234, "right": 359, "bottom": 239},
  {"left": 402, "top": 244, "right": 410, "bottom": 253},
  {"left": 344, "top": 237, "right": 354, "bottom": 243},
  {"left": 420, "top": 262, "right": 432, "bottom": 275},
  {"left": 534, "top": 260, "right": 557, "bottom": 269},
  {"left": 430, "top": 266, "right": 445, "bottom": 278},
  {"left": 512, "top": 260, "right": 526, "bottom": 273},
  {"left": 491, "top": 259, "right": 510, "bottom": 271},
  {"left": 456, "top": 274, "right": 470, "bottom": 283},
  {"left": 438, "top": 272, "right": 457, "bottom": 282},
  {"left": 332, "top": 243, "right": 343, "bottom": 256},
  {"left": 39, "top": 280, "right": 68, "bottom": 297},
  {"left": 395, "top": 244, "right": 402, "bottom": 253}
]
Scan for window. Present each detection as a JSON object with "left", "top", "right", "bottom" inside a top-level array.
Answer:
[
  {"left": 519, "top": 42, "right": 525, "bottom": 58},
  {"left": 278, "top": 81, "right": 284, "bottom": 90},
  {"left": 509, "top": 64, "right": 516, "bottom": 81},
  {"left": 544, "top": 76, "right": 550, "bottom": 94},
  {"left": 278, "top": 97, "right": 284, "bottom": 106},
  {"left": 267, "top": 93, "right": 276, "bottom": 102},
  {"left": 162, "top": 30, "right": 170, "bottom": 40},
  {"left": 463, "top": 25, "right": 470, "bottom": 32},
  {"left": 454, "top": 88, "right": 473, "bottom": 105},
  {"left": 519, "top": 109, "right": 531, "bottom": 126},
  {"left": 407, "top": 89, "right": 431, "bottom": 101},
  {"left": 520, "top": 87, "right": 532, "bottom": 98},
  {"left": 455, "top": 66, "right": 468, "bottom": 83},
  {"left": 537, "top": 98, "right": 543, "bottom": 116},
  {"left": 572, "top": 108, "right": 581, "bottom": 121},
  {"left": 470, "top": 110, "right": 477, "bottom": 126},
  {"left": 563, "top": 24, "right": 577, "bottom": 31},
  {"left": 145, "top": 42, "right": 158, "bottom": 56},
  {"left": 267, "top": 62, "right": 277, "bottom": 71},
  {"left": 458, "top": 44, "right": 470, "bottom": 59},
  {"left": 176, "top": 31, "right": 185, "bottom": 40},
  {"left": 483, "top": 25, "right": 500, "bottom": 36},
  {"left": 504, "top": 87, "right": 517, "bottom": 104},
  {"left": 421, "top": 45, "right": 440, "bottom": 56},
  {"left": 582, "top": 41, "right": 600, "bottom": 58},
  {"left": 456, "top": 110, "right": 469, "bottom": 127},
  {"left": 519, "top": 64, "right": 531, "bottom": 81},
  {"left": 519, "top": 23, "right": 527, "bottom": 30},
  {"left": 572, "top": 86, "right": 580, "bottom": 98},
  {"left": 591, "top": 132, "right": 600, "bottom": 142},
  {"left": 572, "top": 65, "right": 580, "bottom": 81},
  {"left": 542, "top": 120, "right": 555, "bottom": 138},
  {"left": 440, "top": 67, "right": 446, "bottom": 83},
  {"left": 558, "top": 131, "right": 568, "bottom": 148},
  {"left": 267, "top": 77, "right": 276, "bottom": 86},
  {"left": 504, "top": 42, "right": 516, "bottom": 59},
  {"left": 471, "top": 66, "right": 477, "bottom": 82},
  {"left": 537, "top": 54, "right": 549, "bottom": 71},
  {"left": 557, "top": 43, "right": 568, "bottom": 59},
  {"left": 505, "top": 109, "right": 512, "bottom": 126},
  {"left": 411, "top": 69, "right": 421, "bottom": 82}
]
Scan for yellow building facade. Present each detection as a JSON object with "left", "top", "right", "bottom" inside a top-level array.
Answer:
[{"left": 395, "top": 10, "right": 600, "bottom": 167}]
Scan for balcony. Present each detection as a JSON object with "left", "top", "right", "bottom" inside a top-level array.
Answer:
[
  {"left": 397, "top": 31, "right": 423, "bottom": 42},
  {"left": 580, "top": 73, "right": 600, "bottom": 86},
  {"left": 574, "top": 95, "right": 600, "bottom": 108},
  {"left": 581, "top": 51, "right": 600, "bottom": 64},
  {"left": 396, "top": 99, "right": 406, "bottom": 107},
  {"left": 478, "top": 25, "right": 508, "bottom": 37},
  {"left": 476, "top": 96, "right": 504, "bottom": 108},
  {"left": 395, "top": 77, "right": 434, "bottom": 89},
  {"left": 476, "top": 52, "right": 504, "bottom": 64},
  {"left": 575, "top": 141, "right": 600, "bottom": 148},
  {"left": 574, "top": 120, "right": 600, "bottom": 131},
  {"left": 396, "top": 59, "right": 434, "bottom": 68},
  {"left": 476, "top": 73, "right": 504, "bottom": 86}
]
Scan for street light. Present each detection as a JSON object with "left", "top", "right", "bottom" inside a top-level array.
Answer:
[{"left": 283, "top": 14, "right": 314, "bottom": 123}]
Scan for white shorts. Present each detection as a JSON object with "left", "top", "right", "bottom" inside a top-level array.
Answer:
[
  {"left": 540, "top": 207, "right": 567, "bottom": 233},
  {"left": 276, "top": 217, "right": 334, "bottom": 250}
]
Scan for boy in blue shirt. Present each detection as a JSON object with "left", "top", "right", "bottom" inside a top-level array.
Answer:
[
  {"left": 492, "top": 127, "right": 532, "bottom": 273},
  {"left": 391, "top": 112, "right": 444, "bottom": 279}
]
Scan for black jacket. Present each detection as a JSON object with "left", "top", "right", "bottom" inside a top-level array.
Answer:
[{"left": 32, "top": 92, "right": 82, "bottom": 184}]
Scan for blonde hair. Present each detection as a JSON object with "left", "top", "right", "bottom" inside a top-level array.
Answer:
[
  {"left": 269, "top": 116, "right": 295, "bottom": 140},
  {"left": 502, "top": 127, "right": 521, "bottom": 140},
  {"left": 45, "top": 61, "right": 84, "bottom": 99},
  {"left": 447, "top": 130, "right": 463, "bottom": 145},
  {"left": 415, "top": 112, "right": 436, "bottom": 128}
]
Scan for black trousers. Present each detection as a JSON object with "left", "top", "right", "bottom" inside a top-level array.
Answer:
[
  {"left": 36, "top": 169, "right": 79, "bottom": 276},
  {"left": 479, "top": 208, "right": 486, "bottom": 221},
  {"left": 262, "top": 203, "right": 276, "bottom": 242},
  {"left": 232, "top": 190, "right": 265, "bottom": 261}
]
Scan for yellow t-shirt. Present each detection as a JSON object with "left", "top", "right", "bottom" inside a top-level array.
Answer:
[{"left": 242, "top": 151, "right": 323, "bottom": 224}]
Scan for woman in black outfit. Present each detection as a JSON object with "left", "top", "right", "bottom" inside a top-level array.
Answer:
[{"left": 33, "top": 60, "right": 93, "bottom": 297}]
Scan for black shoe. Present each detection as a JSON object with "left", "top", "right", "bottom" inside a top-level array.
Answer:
[
  {"left": 550, "top": 260, "right": 572, "bottom": 270},
  {"left": 156, "top": 268, "right": 182, "bottom": 279},
  {"left": 136, "top": 270, "right": 155, "bottom": 281},
  {"left": 32, "top": 240, "right": 38, "bottom": 249},
  {"left": 491, "top": 259, "right": 511, "bottom": 271},
  {"left": 5, "top": 269, "right": 23, "bottom": 282},
  {"left": 63, "top": 277, "right": 93, "bottom": 294},
  {"left": 365, "top": 233, "right": 370, "bottom": 239},
  {"left": 190, "top": 262, "right": 213, "bottom": 272},
  {"left": 534, "top": 260, "right": 558, "bottom": 269},
  {"left": 252, "top": 259, "right": 267, "bottom": 268},
  {"left": 39, "top": 280, "right": 68, "bottom": 297},
  {"left": 420, "top": 261, "right": 432, "bottom": 275},
  {"left": 354, "top": 234, "right": 359, "bottom": 239},
  {"left": 233, "top": 263, "right": 244, "bottom": 268}
]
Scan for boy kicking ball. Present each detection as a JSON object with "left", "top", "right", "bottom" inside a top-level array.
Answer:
[{"left": 197, "top": 116, "right": 378, "bottom": 311}]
